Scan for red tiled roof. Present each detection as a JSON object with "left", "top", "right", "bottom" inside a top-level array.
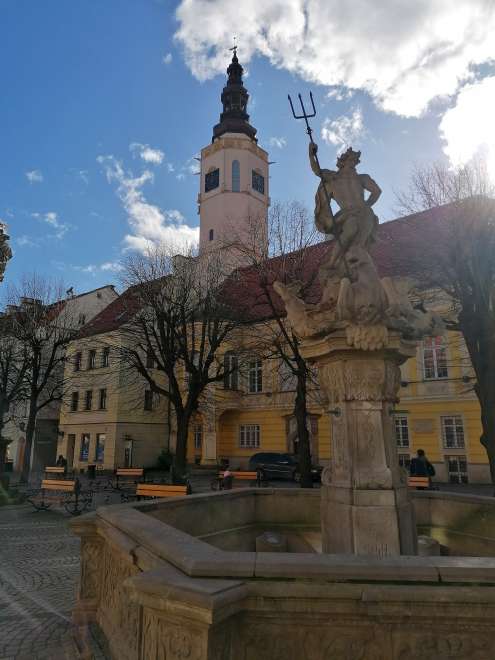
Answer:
[{"left": 77, "top": 285, "right": 141, "bottom": 338}]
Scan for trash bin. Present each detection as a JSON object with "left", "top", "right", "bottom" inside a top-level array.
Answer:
[{"left": 87, "top": 464, "right": 96, "bottom": 479}]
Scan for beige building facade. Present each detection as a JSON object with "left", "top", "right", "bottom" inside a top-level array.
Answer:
[{"left": 57, "top": 330, "right": 171, "bottom": 472}]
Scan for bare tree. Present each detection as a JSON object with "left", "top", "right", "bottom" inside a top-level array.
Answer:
[
  {"left": 118, "top": 245, "right": 246, "bottom": 477},
  {"left": 7, "top": 276, "right": 79, "bottom": 482},
  {"left": 395, "top": 160, "right": 495, "bottom": 483},
  {"left": 0, "top": 317, "right": 29, "bottom": 473},
  {"left": 228, "top": 201, "right": 325, "bottom": 488}
]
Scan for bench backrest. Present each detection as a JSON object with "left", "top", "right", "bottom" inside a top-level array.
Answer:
[
  {"left": 136, "top": 484, "right": 188, "bottom": 498},
  {"left": 408, "top": 476, "right": 430, "bottom": 488},
  {"left": 41, "top": 479, "right": 75, "bottom": 492},
  {"left": 45, "top": 466, "right": 65, "bottom": 474},
  {"left": 219, "top": 471, "right": 258, "bottom": 479},
  {"left": 116, "top": 468, "right": 144, "bottom": 477}
]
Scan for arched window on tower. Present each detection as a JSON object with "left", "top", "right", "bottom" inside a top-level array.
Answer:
[
  {"left": 209, "top": 229, "right": 214, "bottom": 241},
  {"left": 232, "top": 160, "right": 240, "bottom": 192}
]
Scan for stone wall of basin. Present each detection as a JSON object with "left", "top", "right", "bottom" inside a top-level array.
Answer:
[{"left": 71, "top": 489, "right": 495, "bottom": 660}]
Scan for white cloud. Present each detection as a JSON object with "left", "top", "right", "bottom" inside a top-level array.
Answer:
[
  {"left": 326, "top": 87, "right": 354, "bottom": 102},
  {"left": 162, "top": 52, "right": 173, "bottom": 64},
  {"left": 97, "top": 155, "right": 199, "bottom": 252},
  {"left": 74, "top": 261, "right": 124, "bottom": 275},
  {"left": 25, "top": 169, "right": 43, "bottom": 183},
  {"left": 130, "top": 142, "right": 165, "bottom": 165},
  {"left": 321, "top": 107, "right": 364, "bottom": 152},
  {"left": 101, "top": 261, "right": 124, "bottom": 272},
  {"left": 439, "top": 75, "right": 495, "bottom": 181},
  {"left": 175, "top": 0, "right": 495, "bottom": 118},
  {"left": 34, "top": 211, "right": 70, "bottom": 239},
  {"left": 269, "top": 136, "right": 287, "bottom": 149},
  {"left": 17, "top": 235, "right": 38, "bottom": 248}
]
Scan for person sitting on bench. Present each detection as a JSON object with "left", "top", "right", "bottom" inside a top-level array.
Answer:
[
  {"left": 409, "top": 449, "right": 435, "bottom": 488},
  {"left": 56, "top": 454, "right": 68, "bottom": 475}
]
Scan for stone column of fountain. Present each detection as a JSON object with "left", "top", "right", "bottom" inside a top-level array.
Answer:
[{"left": 274, "top": 144, "right": 443, "bottom": 557}]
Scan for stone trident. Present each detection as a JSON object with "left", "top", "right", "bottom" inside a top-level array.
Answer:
[{"left": 288, "top": 91, "right": 352, "bottom": 280}]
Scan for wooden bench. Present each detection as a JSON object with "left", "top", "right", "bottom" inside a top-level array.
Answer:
[
  {"left": 211, "top": 470, "right": 267, "bottom": 490},
  {"left": 122, "top": 482, "right": 191, "bottom": 502},
  {"left": 44, "top": 466, "right": 66, "bottom": 477},
  {"left": 108, "top": 467, "right": 145, "bottom": 491},
  {"left": 408, "top": 476, "right": 430, "bottom": 489},
  {"left": 28, "top": 478, "right": 92, "bottom": 515}
]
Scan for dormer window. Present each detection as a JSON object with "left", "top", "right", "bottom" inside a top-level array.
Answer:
[{"left": 205, "top": 168, "right": 219, "bottom": 193}]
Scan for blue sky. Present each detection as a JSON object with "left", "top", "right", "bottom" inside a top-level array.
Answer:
[{"left": 2, "top": 0, "right": 494, "bottom": 294}]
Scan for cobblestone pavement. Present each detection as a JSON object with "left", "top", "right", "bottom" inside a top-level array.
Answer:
[{"left": 0, "top": 504, "right": 108, "bottom": 660}]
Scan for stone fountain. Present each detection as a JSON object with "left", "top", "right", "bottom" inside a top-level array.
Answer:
[
  {"left": 71, "top": 147, "right": 495, "bottom": 659},
  {"left": 274, "top": 143, "right": 442, "bottom": 557}
]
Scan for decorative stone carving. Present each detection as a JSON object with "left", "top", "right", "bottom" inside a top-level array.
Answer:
[
  {"left": 394, "top": 632, "right": 492, "bottom": 660},
  {"left": 142, "top": 611, "right": 204, "bottom": 660},
  {"left": 99, "top": 545, "right": 141, "bottom": 659},
  {"left": 242, "top": 626, "right": 388, "bottom": 660},
  {"left": 318, "top": 357, "right": 401, "bottom": 403},
  {"left": 0, "top": 223, "right": 12, "bottom": 283},
  {"left": 80, "top": 537, "right": 103, "bottom": 600}
]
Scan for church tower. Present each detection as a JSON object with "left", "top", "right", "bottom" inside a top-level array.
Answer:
[{"left": 198, "top": 49, "right": 269, "bottom": 260}]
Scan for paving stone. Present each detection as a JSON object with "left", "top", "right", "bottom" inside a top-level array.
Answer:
[{"left": 0, "top": 504, "right": 110, "bottom": 659}]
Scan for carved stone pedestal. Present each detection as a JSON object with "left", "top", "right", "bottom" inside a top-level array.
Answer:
[{"left": 300, "top": 330, "right": 418, "bottom": 556}]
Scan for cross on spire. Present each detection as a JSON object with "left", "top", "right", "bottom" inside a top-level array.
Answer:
[{"left": 229, "top": 36, "right": 238, "bottom": 59}]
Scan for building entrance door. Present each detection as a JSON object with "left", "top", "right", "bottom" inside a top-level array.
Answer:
[
  {"left": 66, "top": 434, "right": 75, "bottom": 469},
  {"left": 124, "top": 439, "right": 133, "bottom": 468}
]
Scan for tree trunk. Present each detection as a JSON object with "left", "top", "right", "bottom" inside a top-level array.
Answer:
[
  {"left": 294, "top": 374, "right": 313, "bottom": 489},
  {"left": 20, "top": 405, "right": 37, "bottom": 484},
  {"left": 479, "top": 394, "right": 495, "bottom": 491},
  {"left": 173, "top": 414, "right": 190, "bottom": 481},
  {"left": 0, "top": 413, "right": 7, "bottom": 474},
  {"left": 0, "top": 443, "right": 7, "bottom": 475}
]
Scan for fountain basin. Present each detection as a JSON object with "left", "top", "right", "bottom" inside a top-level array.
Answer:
[{"left": 71, "top": 488, "right": 495, "bottom": 659}]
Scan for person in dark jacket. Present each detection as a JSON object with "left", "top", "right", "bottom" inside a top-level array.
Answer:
[{"left": 409, "top": 449, "right": 435, "bottom": 487}]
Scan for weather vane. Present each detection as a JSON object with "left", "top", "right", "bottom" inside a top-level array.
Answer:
[{"left": 229, "top": 36, "right": 238, "bottom": 57}]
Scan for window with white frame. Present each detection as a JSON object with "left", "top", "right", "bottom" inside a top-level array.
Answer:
[
  {"left": 447, "top": 455, "right": 468, "bottom": 484},
  {"left": 398, "top": 453, "right": 411, "bottom": 471},
  {"left": 194, "top": 424, "right": 203, "bottom": 451},
  {"left": 239, "top": 424, "right": 260, "bottom": 449},
  {"left": 441, "top": 415, "right": 465, "bottom": 449},
  {"left": 394, "top": 416, "right": 410, "bottom": 448},
  {"left": 223, "top": 353, "right": 239, "bottom": 390},
  {"left": 422, "top": 336, "right": 448, "bottom": 379},
  {"left": 248, "top": 357, "right": 263, "bottom": 393}
]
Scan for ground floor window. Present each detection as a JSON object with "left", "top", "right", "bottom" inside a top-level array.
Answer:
[
  {"left": 441, "top": 415, "right": 465, "bottom": 449},
  {"left": 395, "top": 416, "right": 409, "bottom": 448},
  {"left": 447, "top": 455, "right": 468, "bottom": 483},
  {"left": 239, "top": 424, "right": 260, "bottom": 449},
  {"left": 95, "top": 434, "right": 105, "bottom": 463},
  {"left": 398, "top": 453, "right": 411, "bottom": 470},
  {"left": 79, "top": 433, "right": 90, "bottom": 461},
  {"left": 194, "top": 424, "right": 203, "bottom": 451}
]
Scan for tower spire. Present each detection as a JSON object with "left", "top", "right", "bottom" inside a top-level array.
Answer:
[{"left": 212, "top": 47, "right": 257, "bottom": 142}]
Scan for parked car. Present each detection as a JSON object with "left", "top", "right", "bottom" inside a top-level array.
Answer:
[{"left": 248, "top": 452, "right": 322, "bottom": 482}]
